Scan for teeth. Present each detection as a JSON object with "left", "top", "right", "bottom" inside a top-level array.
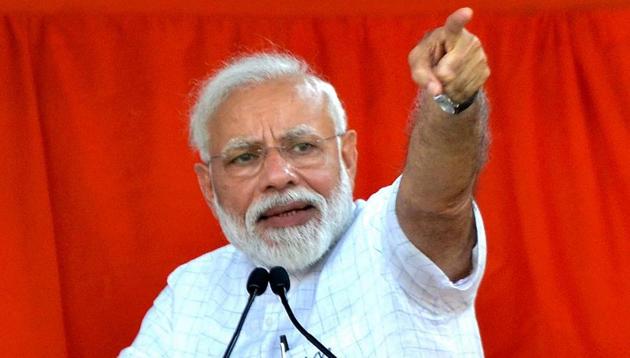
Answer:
[
  {"left": 260, "top": 206, "right": 311, "bottom": 221},
  {"left": 278, "top": 210, "right": 297, "bottom": 217}
]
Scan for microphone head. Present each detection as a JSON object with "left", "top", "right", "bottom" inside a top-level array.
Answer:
[
  {"left": 246, "top": 267, "right": 269, "bottom": 296},
  {"left": 269, "top": 266, "right": 290, "bottom": 296}
]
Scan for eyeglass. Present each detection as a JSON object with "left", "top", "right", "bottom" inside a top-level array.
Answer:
[{"left": 208, "top": 133, "right": 344, "bottom": 178}]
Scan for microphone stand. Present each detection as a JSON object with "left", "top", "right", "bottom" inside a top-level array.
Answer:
[
  {"left": 223, "top": 289, "right": 259, "bottom": 358},
  {"left": 269, "top": 266, "right": 336, "bottom": 358},
  {"left": 276, "top": 289, "right": 337, "bottom": 358},
  {"left": 223, "top": 267, "right": 269, "bottom": 358}
]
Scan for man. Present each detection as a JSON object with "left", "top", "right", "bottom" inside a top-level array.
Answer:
[{"left": 121, "top": 7, "right": 490, "bottom": 357}]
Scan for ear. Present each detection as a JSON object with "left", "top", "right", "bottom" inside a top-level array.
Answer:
[
  {"left": 340, "top": 130, "right": 358, "bottom": 185},
  {"left": 193, "top": 162, "right": 217, "bottom": 216}
]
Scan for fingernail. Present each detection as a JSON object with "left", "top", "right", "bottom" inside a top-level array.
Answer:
[{"left": 427, "top": 82, "right": 441, "bottom": 96}]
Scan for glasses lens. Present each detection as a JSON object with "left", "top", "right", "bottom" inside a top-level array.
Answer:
[
  {"left": 222, "top": 146, "right": 263, "bottom": 177},
  {"left": 218, "top": 134, "right": 339, "bottom": 178},
  {"left": 282, "top": 137, "right": 327, "bottom": 168}
]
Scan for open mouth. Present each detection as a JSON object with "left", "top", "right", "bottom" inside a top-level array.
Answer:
[{"left": 257, "top": 202, "right": 317, "bottom": 227}]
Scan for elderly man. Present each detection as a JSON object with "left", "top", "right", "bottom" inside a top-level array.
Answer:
[{"left": 122, "top": 7, "right": 490, "bottom": 357}]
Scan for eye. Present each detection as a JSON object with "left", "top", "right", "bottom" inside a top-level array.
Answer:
[
  {"left": 290, "top": 141, "right": 318, "bottom": 155},
  {"left": 228, "top": 152, "right": 260, "bottom": 166}
]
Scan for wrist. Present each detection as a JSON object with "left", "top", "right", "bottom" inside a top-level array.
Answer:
[{"left": 433, "top": 91, "right": 478, "bottom": 115}]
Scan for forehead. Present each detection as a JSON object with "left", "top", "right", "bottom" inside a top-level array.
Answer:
[{"left": 208, "top": 77, "right": 335, "bottom": 150}]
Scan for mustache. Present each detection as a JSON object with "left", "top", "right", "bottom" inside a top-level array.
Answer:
[{"left": 245, "top": 187, "right": 326, "bottom": 229}]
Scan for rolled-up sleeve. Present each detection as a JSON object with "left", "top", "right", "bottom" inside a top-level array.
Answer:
[{"left": 382, "top": 176, "right": 487, "bottom": 319}]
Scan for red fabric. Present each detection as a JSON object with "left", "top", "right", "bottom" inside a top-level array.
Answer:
[
  {"left": 3, "top": 0, "right": 630, "bottom": 14},
  {"left": 1, "top": 6, "right": 629, "bottom": 357}
]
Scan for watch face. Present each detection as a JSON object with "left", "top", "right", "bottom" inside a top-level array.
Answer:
[{"left": 433, "top": 94, "right": 456, "bottom": 114}]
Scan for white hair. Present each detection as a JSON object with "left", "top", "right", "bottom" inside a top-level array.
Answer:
[
  {"left": 212, "top": 153, "right": 355, "bottom": 272},
  {"left": 189, "top": 52, "right": 348, "bottom": 162}
]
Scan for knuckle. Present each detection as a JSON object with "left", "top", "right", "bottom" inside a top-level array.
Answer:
[
  {"left": 470, "top": 35, "right": 481, "bottom": 47},
  {"left": 437, "top": 71, "right": 455, "bottom": 84},
  {"left": 423, "top": 29, "right": 437, "bottom": 41},
  {"left": 411, "top": 69, "right": 428, "bottom": 85},
  {"left": 408, "top": 48, "right": 419, "bottom": 65}
]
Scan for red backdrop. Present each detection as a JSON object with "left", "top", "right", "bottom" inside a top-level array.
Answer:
[{"left": 1, "top": 1, "right": 629, "bottom": 357}]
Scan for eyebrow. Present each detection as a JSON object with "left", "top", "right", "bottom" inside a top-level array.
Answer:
[
  {"left": 220, "top": 125, "right": 319, "bottom": 153},
  {"left": 221, "top": 137, "right": 258, "bottom": 155},
  {"left": 283, "top": 125, "right": 318, "bottom": 140}
]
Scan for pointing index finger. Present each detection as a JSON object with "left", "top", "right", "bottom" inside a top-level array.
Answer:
[{"left": 444, "top": 7, "right": 473, "bottom": 41}]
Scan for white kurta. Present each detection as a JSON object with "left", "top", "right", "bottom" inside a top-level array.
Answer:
[{"left": 121, "top": 178, "right": 487, "bottom": 357}]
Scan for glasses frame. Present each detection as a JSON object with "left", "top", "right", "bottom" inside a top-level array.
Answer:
[{"left": 207, "top": 132, "right": 345, "bottom": 178}]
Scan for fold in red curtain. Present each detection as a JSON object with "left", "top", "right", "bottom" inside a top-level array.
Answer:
[{"left": 1, "top": 8, "right": 629, "bottom": 357}]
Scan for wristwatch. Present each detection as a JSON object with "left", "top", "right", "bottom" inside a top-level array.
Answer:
[{"left": 433, "top": 91, "right": 478, "bottom": 115}]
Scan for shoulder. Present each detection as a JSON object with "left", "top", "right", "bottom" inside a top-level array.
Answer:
[{"left": 350, "top": 176, "right": 401, "bottom": 235}]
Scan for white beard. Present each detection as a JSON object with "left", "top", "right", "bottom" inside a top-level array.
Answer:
[{"left": 212, "top": 166, "right": 354, "bottom": 273}]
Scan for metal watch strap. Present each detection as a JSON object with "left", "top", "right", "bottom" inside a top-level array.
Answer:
[{"left": 433, "top": 91, "right": 478, "bottom": 115}]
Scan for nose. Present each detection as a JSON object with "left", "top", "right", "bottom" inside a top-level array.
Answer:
[{"left": 257, "top": 147, "right": 299, "bottom": 191}]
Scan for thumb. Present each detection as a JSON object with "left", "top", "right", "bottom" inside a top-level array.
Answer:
[{"left": 408, "top": 45, "right": 444, "bottom": 96}]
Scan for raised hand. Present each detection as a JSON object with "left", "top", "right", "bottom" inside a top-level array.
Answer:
[{"left": 408, "top": 8, "right": 490, "bottom": 103}]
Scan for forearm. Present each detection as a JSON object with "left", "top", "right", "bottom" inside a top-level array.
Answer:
[
  {"left": 396, "top": 90, "right": 489, "bottom": 280},
  {"left": 403, "top": 90, "right": 488, "bottom": 213},
  {"left": 397, "top": 7, "right": 490, "bottom": 280}
]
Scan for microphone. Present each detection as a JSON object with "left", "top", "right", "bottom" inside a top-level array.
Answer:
[
  {"left": 223, "top": 267, "right": 269, "bottom": 358},
  {"left": 269, "top": 267, "right": 337, "bottom": 358}
]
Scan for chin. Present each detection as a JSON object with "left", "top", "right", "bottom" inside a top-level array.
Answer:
[
  {"left": 214, "top": 162, "right": 355, "bottom": 273},
  {"left": 251, "top": 220, "right": 334, "bottom": 273}
]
